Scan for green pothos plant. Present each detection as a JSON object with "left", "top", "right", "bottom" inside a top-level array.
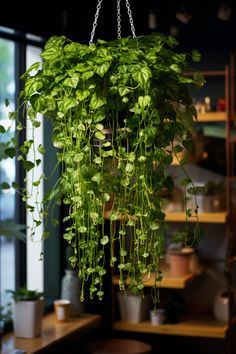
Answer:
[{"left": 3, "top": 32, "right": 205, "bottom": 303}]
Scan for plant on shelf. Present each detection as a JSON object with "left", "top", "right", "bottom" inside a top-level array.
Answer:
[
  {"left": 6, "top": 287, "right": 43, "bottom": 302},
  {"left": 7, "top": 287, "right": 44, "bottom": 338},
  {"left": 3, "top": 30, "right": 205, "bottom": 303}
]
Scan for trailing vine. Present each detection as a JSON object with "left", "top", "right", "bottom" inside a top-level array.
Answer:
[{"left": 2, "top": 32, "right": 205, "bottom": 301}]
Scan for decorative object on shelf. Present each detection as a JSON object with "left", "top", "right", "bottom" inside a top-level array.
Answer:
[
  {"left": 61, "top": 269, "right": 84, "bottom": 317},
  {"left": 213, "top": 291, "right": 229, "bottom": 322},
  {"left": 149, "top": 308, "right": 166, "bottom": 325},
  {"left": 7, "top": 288, "right": 44, "bottom": 338},
  {"left": 2, "top": 0, "right": 205, "bottom": 302},
  {"left": 60, "top": 245, "right": 84, "bottom": 317},
  {"left": 188, "top": 180, "right": 226, "bottom": 213},
  {"left": 167, "top": 247, "right": 194, "bottom": 277},
  {"left": 117, "top": 291, "right": 151, "bottom": 323},
  {"left": 54, "top": 299, "right": 71, "bottom": 322}
]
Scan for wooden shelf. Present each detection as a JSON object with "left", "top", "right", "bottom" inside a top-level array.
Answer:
[
  {"left": 112, "top": 271, "right": 195, "bottom": 289},
  {"left": 1, "top": 313, "right": 101, "bottom": 354},
  {"left": 114, "top": 314, "right": 228, "bottom": 339},
  {"left": 166, "top": 211, "right": 227, "bottom": 223},
  {"left": 197, "top": 112, "right": 227, "bottom": 122},
  {"left": 105, "top": 210, "right": 227, "bottom": 223}
]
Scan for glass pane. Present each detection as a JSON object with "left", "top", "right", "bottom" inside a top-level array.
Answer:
[{"left": 0, "top": 38, "right": 16, "bottom": 316}]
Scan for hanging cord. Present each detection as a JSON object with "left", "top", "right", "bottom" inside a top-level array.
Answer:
[
  {"left": 89, "top": 0, "right": 104, "bottom": 45},
  {"left": 89, "top": 0, "right": 136, "bottom": 44},
  {"left": 117, "top": 0, "right": 122, "bottom": 39}
]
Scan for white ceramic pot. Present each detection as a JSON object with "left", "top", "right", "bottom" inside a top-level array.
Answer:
[
  {"left": 13, "top": 299, "right": 44, "bottom": 338},
  {"left": 213, "top": 292, "right": 229, "bottom": 322},
  {"left": 150, "top": 309, "right": 166, "bottom": 325},
  {"left": 117, "top": 292, "right": 151, "bottom": 323}
]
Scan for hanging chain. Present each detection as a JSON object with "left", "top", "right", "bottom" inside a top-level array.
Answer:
[
  {"left": 89, "top": 0, "right": 136, "bottom": 44},
  {"left": 117, "top": 0, "right": 122, "bottom": 39},
  {"left": 89, "top": 0, "right": 104, "bottom": 45},
  {"left": 125, "top": 0, "right": 136, "bottom": 38}
]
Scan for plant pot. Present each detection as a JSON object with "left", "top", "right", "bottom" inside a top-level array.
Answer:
[
  {"left": 149, "top": 309, "right": 166, "bottom": 325},
  {"left": 168, "top": 248, "right": 194, "bottom": 277},
  {"left": 213, "top": 292, "right": 229, "bottom": 322},
  {"left": 117, "top": 292, "right": 151, "bottom": 323},
  {"left": 12, "top": 299, "right": 44, "bottom": 338}
]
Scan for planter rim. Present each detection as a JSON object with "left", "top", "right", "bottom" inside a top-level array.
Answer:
[{"left": 168, "top": 247, "right": 194, "bottom": 256}]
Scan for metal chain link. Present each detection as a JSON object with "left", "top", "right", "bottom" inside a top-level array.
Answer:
[
  {"left": 89, "top": 0, "right": 136, "bottom": 44},
  {"left": 117, "top": 0, "right": 122, "bottom": 39},
  {"left": 89, "top": 0, "right": 104, "bottom": 45},
  {"left": 125, "top": 0, "right": 136, "bottom": 38}
]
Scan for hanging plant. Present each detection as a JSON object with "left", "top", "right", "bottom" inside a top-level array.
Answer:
[{"left": 2, "top": 2, "right": 205, "bottom": 303}]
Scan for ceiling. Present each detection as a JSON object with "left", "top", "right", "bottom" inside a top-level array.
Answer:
[{"left": 0, "top": 0, "right": 235, "bottom": 53}]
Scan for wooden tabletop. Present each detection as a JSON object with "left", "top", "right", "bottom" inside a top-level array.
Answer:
[{"left": 1, "top": 313, "right": 101, "bottom": 354}]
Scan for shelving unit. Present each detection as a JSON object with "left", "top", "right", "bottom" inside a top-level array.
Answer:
[{"left": 110, "top": 59, "right": 236, "bottom": 354}]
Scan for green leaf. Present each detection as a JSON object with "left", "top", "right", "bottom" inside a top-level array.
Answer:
[
  {"left": 94, "top": 156, "right": 102, "bottom": 164},
  {"left": 4, "top": 98, "right": 9, "bottom": 107},
  {"left": 125, "top": 163, "right": 134, "bottom": 174},
  {"left": 93, "top": 110, "right": 106, "bottom": 123},
  {"left": 76, "top": 89, "right": 90, "bottom": 101},
  {"left": 20, "top": 62, "right": 41, "bottom": 80},
  {"left": 150, "top": 221, "right": 159, "bottom": 230},
  {"left": 5, "top": 147, "right": 16, "bottom": 158},
  {"left": 32, "top": 180, "right": 41, "bottom": 187},
  {"left": 58, "top": 97, "right": 78, "bottom": 112},
  {"left": 118, "top": 86, "right": 130, "bottom": 96},
  {"left": 38, "top": 144, "right": 45, "bottom": 154},
  {"left": 191, "top": 50, "right": 202, "bottom": 62},
  {"left": 63, "top": 74, "right": 80, "bottom": 88},
  {"left": 25, "top": 78, "right": 44, "bottom": 96},
  {"left": 0, "top": 182, "right": 10, "bottom": 190},
  {"left": 23, "top": 160, "right": 35, "bottom": 172},
  {"left": 0, "top": 220, "right": 26, "bottom": 241},
  {"left": 170, "top": 64, "right": 182, "bottom": 73},
  {"left": 132, "top": 67, "right": 152, "bottom": 87},
  {"left": 32, "top": 120, "right": 41, "bottom": 128},
  {"left": 95, "top": 62, "right": 111, "bottom": 77},
  {"left": 180, "top": 178, "right": 192, "bottom": 187},
  {"left": 138, "top": 95, "right": 151, "bottom": 108},
  {"left": 0, "top": 125, "right": 6, "bottom": 133},
  {"left": 90, "top": 93, "right": 106, "bottom": 110},
  {"left": 95, "top": 131, "right": 105, "bottom": 140},
  {"left": 91, "top": 173, "right": 101, "bottom": 183},
  {"left": 100, "top": 236, "right": 109, "bottom": 245}
]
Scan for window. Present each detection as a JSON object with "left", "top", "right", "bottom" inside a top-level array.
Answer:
[
  {"left": 0, "top": 36, "right": 16, "bottom": 312},
  {"left": 0, "top": 29, "right": 48, "bottom": 326}
]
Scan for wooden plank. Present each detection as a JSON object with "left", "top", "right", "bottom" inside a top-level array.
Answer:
[
  {"left": 166, "top": 212, "right": 227, "bottom": 223},
  {"left": 112, "top": 271, "right": 195, "bottom": 289},
  {"left": 105, "top": 211, "right": 227, "bottom": 223},
  {"left": 1, "top": 313, "right": 101, "bottom": 354},
  {"left": 114, "top": 315, "right": 228, "bottom": 339},
  {"left": 197, "top": 112, "right": 227, "bottom": 122}
]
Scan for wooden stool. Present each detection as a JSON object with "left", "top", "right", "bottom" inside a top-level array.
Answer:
[{"left": 86, "top": 338, "right": 152, "bottom": 354}]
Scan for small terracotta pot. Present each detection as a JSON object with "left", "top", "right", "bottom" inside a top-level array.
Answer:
[{"left": 168, "top": 247, "right": 194, "bottom": 277}]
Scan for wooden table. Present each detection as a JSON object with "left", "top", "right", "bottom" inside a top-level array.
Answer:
[{"left": 1, "top": 313, "right": 101, "bottom": 354}]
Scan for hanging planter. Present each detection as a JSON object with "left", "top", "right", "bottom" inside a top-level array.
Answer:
[{"left": 3, "top": 0, "right": 205, "bottom": 303}]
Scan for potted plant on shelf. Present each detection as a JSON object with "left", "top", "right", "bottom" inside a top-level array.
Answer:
[
  {"left": 7, "top": 287, "right": 44, "bottom": 338},
  {"left": 3, "top": 30, "right": 205, "bottom": 303}
]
